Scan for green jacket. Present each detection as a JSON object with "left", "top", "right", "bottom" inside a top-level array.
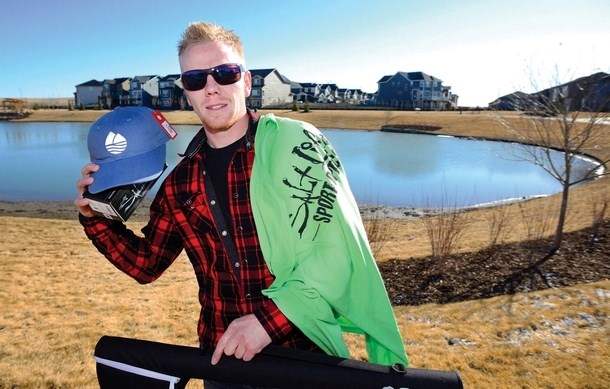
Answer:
[{"left": 250, "top": 114, "right": 408, "bottom": 366}]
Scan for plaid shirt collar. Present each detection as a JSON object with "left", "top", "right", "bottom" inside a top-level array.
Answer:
[{"left": 181, "top": 109, "right": 259, "bottom": 158}]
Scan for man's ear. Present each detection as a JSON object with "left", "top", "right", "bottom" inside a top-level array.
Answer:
[{"left": 243, "top": 70, "right": 252, "bottom": 97}]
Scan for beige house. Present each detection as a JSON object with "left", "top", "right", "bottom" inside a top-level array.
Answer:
[{"left": 247, "top": 68, "right": 292, "bottom": 108}]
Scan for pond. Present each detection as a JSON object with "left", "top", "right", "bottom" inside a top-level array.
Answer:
[{"left": 0, "top": 121, "right": 600, "bottom": 207}]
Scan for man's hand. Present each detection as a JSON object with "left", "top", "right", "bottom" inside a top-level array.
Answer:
[
  {"left": 74, "top": 163, "right": 99, "bottom": 217},
  {"left": 211, "top": 314, "right": 272, "bottom": 365}
]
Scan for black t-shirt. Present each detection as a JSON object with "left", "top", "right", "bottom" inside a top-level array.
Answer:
[{"left": 205, "top": 136, "right": 244, "bottom": 232}]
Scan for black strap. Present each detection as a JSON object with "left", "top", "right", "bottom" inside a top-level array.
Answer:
[{"left": 202, "top": 167, "right": 241, "bottom": 280}]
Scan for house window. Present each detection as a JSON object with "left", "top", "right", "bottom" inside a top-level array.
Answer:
[
  {"left": 253, "top": 78, "right": 262, "bottom": 86},
  {"left": 251, "top": 89, "right": 261, "bottom": 97}
]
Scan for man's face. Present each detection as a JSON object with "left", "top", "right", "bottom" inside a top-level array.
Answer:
[{"left": 179, "top": 41, "right": 251, "bottom": 134}]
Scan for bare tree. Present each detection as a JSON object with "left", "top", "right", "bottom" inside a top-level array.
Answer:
[{"left": 496, "top": 72, "right": 610, "bottom": 253}]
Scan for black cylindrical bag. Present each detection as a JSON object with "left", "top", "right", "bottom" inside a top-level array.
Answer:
[{"left": 94, "top": 335, "right": 463, "bottom": 389}]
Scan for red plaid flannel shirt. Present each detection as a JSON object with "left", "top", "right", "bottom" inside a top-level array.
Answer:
[{"left": 80, "top": 112, "right": 319, "bottom": 352}]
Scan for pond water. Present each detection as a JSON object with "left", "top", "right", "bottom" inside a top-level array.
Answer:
[{"left": 0, "top": 121, "right": 600, "bottom": 207}]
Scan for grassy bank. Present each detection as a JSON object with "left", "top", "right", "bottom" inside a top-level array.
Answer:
[{"left": 2, "top": 108, "right": 608, "bottom": 388}]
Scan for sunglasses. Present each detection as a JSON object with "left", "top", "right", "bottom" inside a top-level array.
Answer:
[{"left": 181, "top": 63, "right": 245, "bottom": 91}]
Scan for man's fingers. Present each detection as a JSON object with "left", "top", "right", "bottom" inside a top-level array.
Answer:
[
  {"left": 81, "top": 163, "right": 99, "bottom": 176},
  {"left": 210, "top": 315, "right": 271, "bottom": 365},
  {"left": 211, "top": 337, "right": 228, "bottom": 365}
]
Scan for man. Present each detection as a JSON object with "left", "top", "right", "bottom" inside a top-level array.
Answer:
[{"left": 76, "top": 22, "right": 407, "bottom": 388}]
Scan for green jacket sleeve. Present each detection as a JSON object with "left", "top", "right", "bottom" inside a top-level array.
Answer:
[{"left": 250, "top": 114, "right": 408, "bottom": 366}]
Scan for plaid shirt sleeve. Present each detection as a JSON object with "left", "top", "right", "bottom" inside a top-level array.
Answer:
[
  {"left": 79, "top": 194, "right": 184, "bottom": 283},
  {"left": 253, "top": 299, "right": 295, "bottom": 342}
]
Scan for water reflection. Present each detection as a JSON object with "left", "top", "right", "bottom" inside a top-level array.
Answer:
[
  {"left": 0, "top": 121, "right": 601, "bottom": 206},
  {"left": 375, "top": 132, "right": 440, "bottom": 177}
]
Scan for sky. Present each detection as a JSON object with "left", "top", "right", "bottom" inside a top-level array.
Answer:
[{"left": 1, "top": 0, "right": 609, "bottom": 107}]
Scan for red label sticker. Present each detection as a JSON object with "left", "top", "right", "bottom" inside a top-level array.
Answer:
[{"left": 152, "top": 110, "right": 178, "bottom": 140}]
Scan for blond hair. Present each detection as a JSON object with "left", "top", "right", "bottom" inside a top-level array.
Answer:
[{"left": 177, "top": 22, "right": 244, "bottom": 59}]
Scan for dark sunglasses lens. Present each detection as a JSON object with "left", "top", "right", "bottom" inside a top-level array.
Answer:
[
  {"left": 183, "top": 71, "right": 207, "bottom": 91},
  {"left": 182, "top": 65, "right": 242, "bottom": 91},
  {"left": 213, "top": 65, "right": 242, "bottom": 85}
]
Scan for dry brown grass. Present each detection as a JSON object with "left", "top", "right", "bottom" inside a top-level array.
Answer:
[{"left": 2, "top": 108, "right": 609, "bottom": 388}]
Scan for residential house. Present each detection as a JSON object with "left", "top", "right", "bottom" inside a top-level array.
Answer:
[
  {"left": 360, "top": 91, "right": 376, "bottom": 105},
  {"left": 488, "top": 72, "right": 610, "bottom": 112},
  {"left": 532, "top": 72, "right": 610, "bottom": 112},
  {"left": 318, "top": 84, "right": 339, "bottom": 103},
  {"left": 129, "top": 75, "right": 159, "bottom": 107},
  {"left": 74, "top": 79, "right": 102, "bottom": 108},
  {"left": 246, "top": 68, "right": 292, "bottom": 108},
  {"left": 376, "top": 71, "right": 456, "bottom": 110},
  {"left": 337, "top": 88, "right": 360, "bottom": 104},
  {"left": 100, "top": 77, "right": 131, "bottom": 109},
  {"left": 349, "top": 89, "right": 364, "bottom": 104},
  {"left": 442, "top": 86, "right": 459, "bottom": 109},
  {"left": 158, "top": 74, "right": 183, "bottom": 110},
  {"left": 292, "top": 82, "right": 321, "bottom": 102},
  {"left": 488, "top": 91, "right": 531, "bottom": 110},
  {"left": 334, "top": 88, "right": 346, "bottom": 104}
]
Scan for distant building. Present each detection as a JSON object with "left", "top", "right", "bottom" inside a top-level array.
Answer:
[
  {"left": 247, "top": 68, "right": 292, "bottom": 108},
  {"left": 533, "top": 72, "right": 610, "bottom": 112},
  {"left": 489, "top": 72, "right": 610, "bottom": 112},
  {"left": 74, "top": 79, "right": 102, "bottom": 107},
  {"left": 318, "top": 84, "right": 339, "bottom": 103},
  {"left": 76, "top": 66, "right": 408, "bottom": 110},
  {"left": 129, "top": 75, "right": 159, "bottom": 107},
  {"left": 100, "top": 78, "right": 131, "bottom": 109},
  {"left": 488, "top": 91, "right": 531, "bottom": 110},
  {"left": 376, "top": 71, "right": 457, "bottom": 110},
  {"left": 158, "top": 74, "right": 184, "bottom": 110}
]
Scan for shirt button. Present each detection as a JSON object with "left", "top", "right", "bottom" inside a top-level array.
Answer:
[
  {"left": 237, "top": 226, "right": 243, "bottom": 232},
  {"left": 245, "top": 293, "right": 251, "bottom": 299},
  {"left": 233, "top": 193, "right": 239, "bottom": 198},
  {"left": 210, "top": 200, "right": 216, "bottom": 205},
  {"left": 222, "top": 230, "right": 228, "bottom": 236},
  {"left": 234, "top": 262, "right": 240, "bottom": 268}
]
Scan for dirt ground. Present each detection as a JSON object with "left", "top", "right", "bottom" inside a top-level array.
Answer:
[{"left": 379, "top": 219, "right": 610, "bottom": 306}]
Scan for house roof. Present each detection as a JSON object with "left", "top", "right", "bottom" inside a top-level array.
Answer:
[
  {"left": 536, "top": 71, "right": 610, "bottom": 96},
  {"left": 488, "top": 91, "right": 529, "bottom": 106},
  {"left": 379, "top": 71, "right": 442, "bottom": 83},
  {"left": 319, "top": 84, "right": 338, "bottom": 90},
  {"left": 103, "top": 77, "right": 131, "bottom": 84},
  {"left": 159, "top": 74, "right": 180, "bottom": 81},
  {"left": 399, "top": 71, "right": 442, "bottom": 82},
  {"left": 76, "top": 79, "right": 102, "bottom": 87},
  {"left": 132, "top": 75, "right": 158, "bottom": 82},
  {"left": 250, "top": 68, "right": 275, "bottom": 78},
  {"left": 250, "top": 68, "right": 291, "bottom": 84}
]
